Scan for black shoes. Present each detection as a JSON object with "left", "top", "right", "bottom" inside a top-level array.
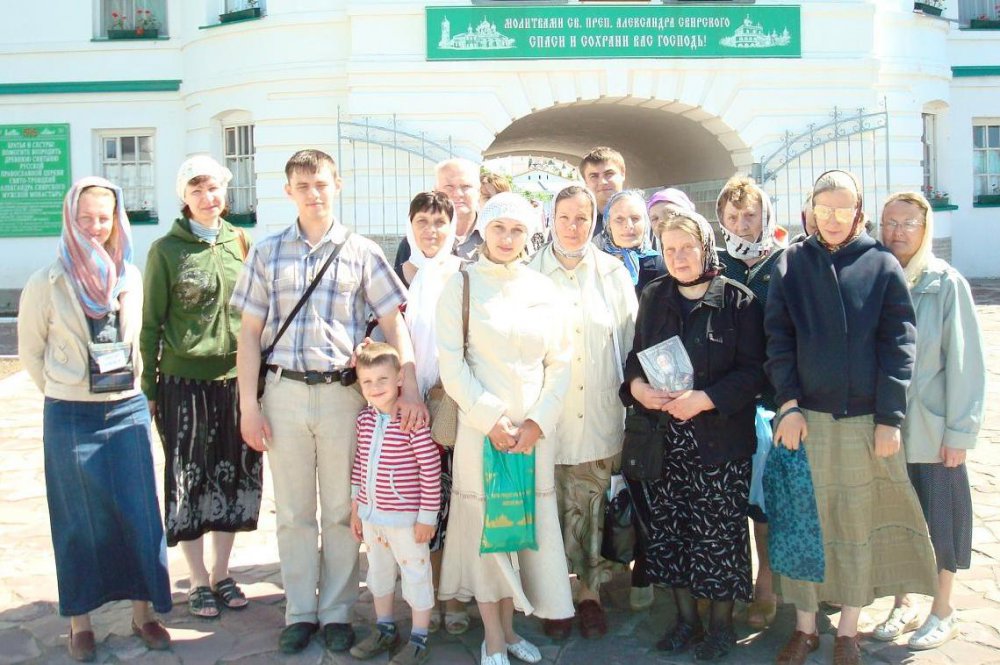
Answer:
[
  {"left": 322, "top": 622, "right": 356, "bottom": 652},
  {"left": 279, "top": 622, "right": 318, "bottom": 654},
  {"left": 656, "top": 620, "right": 706, "bottom": 652}
]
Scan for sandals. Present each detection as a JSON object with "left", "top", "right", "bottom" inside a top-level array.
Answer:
[
  {"left": 188, "top": 585, "right": 221, "bottom": 618},
  {"left": 746, "top": 596, "right": 778, "bottom": 629},
  {"left": 656, "top": 621, "right": 705, "bottom": 652},
  {"left": 444, "top": 610, "right": 470, "bottom": 635},
  {"left": 694, "top": 626, "right": 737, "bottom": 661},
  {"left": 213, "top": 577, "right": 249, "bottom": 610}
]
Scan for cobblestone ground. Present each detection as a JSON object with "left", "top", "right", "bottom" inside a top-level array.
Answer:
[{"left": 2, "top": 283, "right": 999, "bottom": 664}]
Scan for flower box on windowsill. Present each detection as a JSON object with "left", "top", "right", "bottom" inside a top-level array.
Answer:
[
  {"left": 914, "top": 2, "right": 943, "bottom": 16},
  {"left": 929, "top": 196, "right": 950, "bottom": 207},
  {"left": 127, "top": 209, "right": 155, "bottom": 223},
  {"left": 108, "top": 28, "right": 160, "bottom": 39},
  {"left": 219, "top": 8, "right": 261, "bottom": 23},
  {"left": 970, "top": 19, "right": 1000, "bottom": 28},
  {"left": 227, "top": 212, "right": 257, "bottom": 227},
  {"left": 975, "top": 194, "right": 1000, "bottom": 205}
]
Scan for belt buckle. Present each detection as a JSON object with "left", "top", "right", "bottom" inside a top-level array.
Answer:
[{"left": 304, "top": 370, "right": 329, "bottom": 385}]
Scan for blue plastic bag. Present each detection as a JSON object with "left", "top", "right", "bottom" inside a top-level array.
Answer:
[
  {"left": 763, "top": 443, "right": 825, "bottom": 583},
  {"left": 749, "top": 405, "right": 775, "bottom": 512}
]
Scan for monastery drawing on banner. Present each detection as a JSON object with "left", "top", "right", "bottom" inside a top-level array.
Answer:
[
  {"left": 720, "top": 15, "right": 792, "bottom": 48},
  {"left": 439, "top": 17, "right": 515, "bottom": 50}
]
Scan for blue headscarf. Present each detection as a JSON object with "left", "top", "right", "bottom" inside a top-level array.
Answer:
[{"left": 594, "top": 190, "right": 660, "bottom": 285}]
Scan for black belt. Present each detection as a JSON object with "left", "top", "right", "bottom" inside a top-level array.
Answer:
[{"left": 267, "top": 365, "right": 355, "bottom": 386}]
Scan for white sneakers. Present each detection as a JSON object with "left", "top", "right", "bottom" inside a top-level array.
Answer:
[
  {"left": 629, "top": 585, "right": 654, "bottom": 611},
  {"left": 872, "top": 604, "right": 921, "bottom": 641},
  {"left": 908, "top": 612, "right": 960, "bottom": 650},
  {"left": 506, "top": 638, "right": 541, "bottom": 663},
  {"left": 480, "top": 638, "right": 542, "bottom": 665},
  {"left": 872, "top": 605, "right": 960, "bottom": 650}
]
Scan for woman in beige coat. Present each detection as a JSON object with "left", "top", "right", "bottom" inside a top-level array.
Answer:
[
  {"left": 527, "top": 185, "right": 637, "bottom": 639},
  {"left": 436, "top": 192, "right": 573, "bottom": 665}
]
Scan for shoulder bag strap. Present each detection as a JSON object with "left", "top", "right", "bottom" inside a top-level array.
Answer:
[
  {"left": 461, "top": 267, "right": 470, "bottom": 356},
  {"left": 263, "top": 230, "right": 352, "bottom": 358}
]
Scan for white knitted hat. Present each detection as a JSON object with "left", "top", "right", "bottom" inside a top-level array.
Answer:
[{"left": 175, "top": 155, "right": 232, "bottom": 200}]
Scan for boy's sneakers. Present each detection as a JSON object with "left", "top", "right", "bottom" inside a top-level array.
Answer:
[
  {"left": 390, "top": 642, "right": 430, "bottom": 665},
  {"left": 350, "top": 624, "right": 400, "bottom": 660}
]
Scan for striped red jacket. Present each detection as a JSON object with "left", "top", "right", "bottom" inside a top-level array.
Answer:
[{"left": 351, "top": 405, "right": 441, "bottom": 527}]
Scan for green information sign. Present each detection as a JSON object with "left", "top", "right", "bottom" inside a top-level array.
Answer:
[
  {"left": 0, "top": 124, "right": 72, "bottom": 238},
  {"left": 427, "top": 4, "right": 800, "bottom": 61}
]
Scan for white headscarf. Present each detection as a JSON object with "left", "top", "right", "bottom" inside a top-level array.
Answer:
[
  {"left": 551, "top": 185, "right": 598, "bottom": 260},
  {"left": 404, "top": 209, "right": 462, "bottom": 398}
]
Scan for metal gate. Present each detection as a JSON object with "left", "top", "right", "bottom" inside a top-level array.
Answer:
[
  {"left": 336, "top": 109, "right": 478, "bottom": 250},
  {"left": 752, "top": 104, "right": 891, "bottom": 232}
]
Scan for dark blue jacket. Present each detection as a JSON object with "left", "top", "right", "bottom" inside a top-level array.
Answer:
[{"left": 764, "top": 233, "right": 915, "bottom": 427}]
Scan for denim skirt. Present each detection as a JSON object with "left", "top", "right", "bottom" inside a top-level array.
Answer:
[{"left": 43, "top": 394, "right": 172, "bottom": 616}]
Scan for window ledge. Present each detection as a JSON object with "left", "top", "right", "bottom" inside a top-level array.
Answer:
[
  {"left": 227, "top": 212, "right": 257, "bottom": 227},
  {"left": 199, "top": 13, "right": 265, "bottom": 30},
  {"left": 968, "top": 19, "right": 1000, "bottom": 29},
  {"left": 91, "top": 36, "right": 170, "bottom": 42},
  {"left": 973, "top": 202, "right": 1000, "bottom": 208},
  {"left": 930, "top": 202, "right": 958, "bottom": 211},
  {"left": 128, "top": 217, "right": 159, "bottom": 225}
]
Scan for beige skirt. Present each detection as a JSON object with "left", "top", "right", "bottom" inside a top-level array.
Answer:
[
  {"left": 777, "top": 411, "right": 937, "bottom": 612},
  {"left": 554, "top": 456, "right": 627, "bottom": 591}
]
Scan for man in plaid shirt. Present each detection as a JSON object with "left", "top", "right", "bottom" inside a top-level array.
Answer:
[{"left": 231, "top": 149, "right": 427, "bottom": 655}]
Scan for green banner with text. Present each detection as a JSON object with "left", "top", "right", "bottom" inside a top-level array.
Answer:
[
  {"left": 427, "top": 4, "right": 800, "bottom": 61},
  {"left": 0, "top": 124, "right": 71, "bottom": 237}
]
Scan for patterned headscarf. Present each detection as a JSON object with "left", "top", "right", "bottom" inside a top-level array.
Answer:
[
  {"left": 595, "top": 189, "right": 661, "bottom": 285},
  {"left": 661, "top": 209, "right": 721, "bottom": 287},
  {"left": 57, "top": 176, "right": 133, "bottom": 319},
  {"left": 715, "top": 179, "right": 777, "bottom": 260}
]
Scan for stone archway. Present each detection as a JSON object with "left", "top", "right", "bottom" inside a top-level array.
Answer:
[{"left": 484, "top": 99, "right": 750, "bottom": 190}]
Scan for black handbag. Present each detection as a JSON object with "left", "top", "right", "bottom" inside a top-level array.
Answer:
[
  {"left": 257, "top": 231, "right": 351, "bottom": 399},
  {"left": 620, "top": 408, "right": 667, "bottom": 481},
  {"left": 601, "top": 478, "right": 636, "bottom": 564}
]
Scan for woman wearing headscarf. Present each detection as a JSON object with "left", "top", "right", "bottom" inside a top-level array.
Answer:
[
  {"left": 18, "top": 177, "right": 172, "bottom": 662},
  {"left": 527, "top": 185, "right": 637, "bottom": 639},
  {"left": 714, "top": 176, "right": 783, "bottom": 629},
  {"left": 620, "top": 208, "right": 765, "bottom": 661},
  {"left": 765, "top": 170, "right": 937, "bottom": 665},
  {"left": 871, "top": 192, "right": 985, "bottom": 650},
  {"left": 140, "top": 156, "right": 262, "bottom": 618},
  {"left": 595, "top": 190, "right": 665, "bottom": 296},
  {"left": 397, "top": 191, "right": 472, "bottom": 635},
  {"left": 436, "top": 192, "right": 573, "bottom": 665}
]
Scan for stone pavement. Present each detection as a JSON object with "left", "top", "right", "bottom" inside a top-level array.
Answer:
[{"left": 2, "top": 284, "right": 1000, "bottom": 665}]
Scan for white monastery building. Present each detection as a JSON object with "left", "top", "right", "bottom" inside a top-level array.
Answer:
[{"left": 0, "top": 0, "right": 998, "bottom": 298}]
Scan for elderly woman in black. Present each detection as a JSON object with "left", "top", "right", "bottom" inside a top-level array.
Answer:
[{"left": 621, "top": 209, "right": 765, "bottom": 661}]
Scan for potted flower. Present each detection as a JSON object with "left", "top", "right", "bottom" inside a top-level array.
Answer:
[
  {"left": 970, "top": 4, "right": 1000, "bottom": 28},
  {"left": 220, "top": 0, "right": 262, "bottom": 24},
  {"left": 127, "top": 201, "right": 155, "bottom": 222},
  {"left": 135, "top": 9, "right": 160, "bottom": 38},
  {"left": 107, "top": 11, "right": 133, "bottom": 39},
  {"left": 914, "top": 0, "right": 944, "bottom": 17}
]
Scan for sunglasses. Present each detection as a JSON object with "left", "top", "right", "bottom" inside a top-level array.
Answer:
[
  {"left": 882, "top": 219, "right": 925, "bottom": 233},
  {"left": 812, "top": 204, "right": 856, "bottom": 224}
]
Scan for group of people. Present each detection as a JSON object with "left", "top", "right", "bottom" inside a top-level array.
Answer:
[{"left": 17, "top": 143, "right": 984, "bottom": 665}]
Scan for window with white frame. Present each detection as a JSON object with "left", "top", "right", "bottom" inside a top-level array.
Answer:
[
  {"left": 225, "top": 0, "right": 260, "bottom": 12},
  {"left": 921, "top": 113, "right": 937, "bottom": 195},
  {"left": 100, "top": 0, "right": 168, "bottom": 37},
  {"left": 224, "top": 124, "right": 256, "bottom": 218},
  {"left": 99, "top": 132, "right": 156, "bottom": 216},
  {"left": 973, "top": 123, "right": 1000, "bottom": 201}
]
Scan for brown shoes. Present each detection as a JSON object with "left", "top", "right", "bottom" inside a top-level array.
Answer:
[
  {"left": 833, "top": 635, "right": 861, "bottom": 665},
  {"left": 577, "top": 600, "right": 608, "bottom": 639},
  {"left": 776, "top": 630, "right": 820, "bottom": 665},
  {"left": 68, "top": 627, "right": 96, "bottom": 662},
  {"left": 132, "top": 619, "right": 171, "bottom": 651},
  {"left": 542, "top": 617, "right": 574, "bottom": 640}
]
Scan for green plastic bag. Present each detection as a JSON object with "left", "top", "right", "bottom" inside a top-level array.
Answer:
[{"left": 480, "top": 437, "right": 538, "bottom": 553}]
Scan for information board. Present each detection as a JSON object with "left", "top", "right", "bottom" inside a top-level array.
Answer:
[
  {"left": 427, "top": 5, "right": 801, "bottom": 61},
  {"left": 0, "top": 124, "right": 71, "bottom": 237}
]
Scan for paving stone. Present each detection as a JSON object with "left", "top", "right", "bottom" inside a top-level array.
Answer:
[{"left": 0, "top": 628, "right": 41, "bottom": 664}]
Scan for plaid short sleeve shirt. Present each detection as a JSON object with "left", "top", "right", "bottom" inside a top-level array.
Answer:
[{"left": 230, "top": 220, "right": 407, "bottom": 372}]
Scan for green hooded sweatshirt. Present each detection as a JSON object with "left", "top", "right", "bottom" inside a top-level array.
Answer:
[{"left": 140, "top": 217, "right": 251, "bottom": 400}]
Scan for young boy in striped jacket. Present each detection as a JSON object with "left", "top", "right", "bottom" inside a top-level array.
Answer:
[{"left": 350, "top": 342, "right": 441, "bottom": 665}]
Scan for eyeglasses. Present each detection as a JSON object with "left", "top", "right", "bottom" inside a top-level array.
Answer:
[
  {"left": 882, "top": 219, "right": 925, "bottom": 233},
  {"left": 812, "top": 204, "right": 856, "bottom": 224}
]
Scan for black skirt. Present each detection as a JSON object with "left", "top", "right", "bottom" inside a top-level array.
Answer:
[
  {"left": 645, "top": 419, "right": 752, "bottom": 602},
  {"left": 908, "top": 461, "right": 973, "bottom": 572},
  {"left": 155, "top": 376, "right": 263, "bottom": 546}
]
